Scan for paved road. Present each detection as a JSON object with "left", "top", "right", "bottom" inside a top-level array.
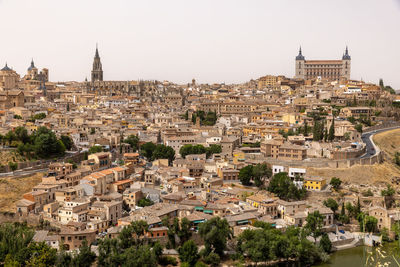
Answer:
[
  {"left": 360, "top": 126, "right": 400, "bottom": 159},
  {"left": 0, "top": 168, "right": 48, "bottom": 178}
]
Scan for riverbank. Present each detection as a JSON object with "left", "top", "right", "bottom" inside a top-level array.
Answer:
[{"left": 316, "top": 243, "right": 399, "bottom": 267}]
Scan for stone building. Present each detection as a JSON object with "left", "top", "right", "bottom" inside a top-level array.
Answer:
[
  {"left": 0, "top": 63, "right": 20, "bottom": 90},
  {"left": 0, "top": 90, "right": 24, "bottom": 109},
  {"left": 91, "top": 45, "right": 103, "bottom": 82},
  {"left": 23, "top": 59, "right": 49, "bottom": 83},
  {"left": 295, "top": 47, "right": 351, "bottom": 80}
]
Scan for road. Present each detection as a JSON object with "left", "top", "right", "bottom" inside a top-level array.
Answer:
[
  {"left": 0, "top": 167, "right": 48, "bottom": 178},
  {"left": 360, "top": 126, "right": 400, "bottom": 159}
]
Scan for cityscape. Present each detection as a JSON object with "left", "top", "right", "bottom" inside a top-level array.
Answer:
[{"left": 0, "top": 1, "right": 400, "bottom": 266}]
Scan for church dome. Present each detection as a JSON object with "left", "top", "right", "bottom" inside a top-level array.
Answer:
[
  {"left": 28, "top": 59, "right": 36, "bottom": 71},
  {"left": 1, "top": 63, "right": 12, "bottom": 71}
]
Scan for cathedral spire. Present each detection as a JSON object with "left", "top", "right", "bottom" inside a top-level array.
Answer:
[
  {"left": 95, "top": 43, "right": 100, "bottom": 58},
  {"left": 92, "top": 44, "right": 103, "bottom": 82}
]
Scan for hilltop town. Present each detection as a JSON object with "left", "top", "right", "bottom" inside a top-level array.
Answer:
[{"left": 1, "top": 46, "right": 400, "bottom": 266}]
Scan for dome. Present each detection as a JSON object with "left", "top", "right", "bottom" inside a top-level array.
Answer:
[
  {"left": 1, "top": 63, "right": 12, "bottom": 71},
  {"left": 28, "top": 59, "right": 36, "bottom": 71}
]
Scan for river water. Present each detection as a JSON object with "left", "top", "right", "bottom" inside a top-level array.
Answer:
[{"left": 316, "top": 244, "right": 400, "bottom": 267}]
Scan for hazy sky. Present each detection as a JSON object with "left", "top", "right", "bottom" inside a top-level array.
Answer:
[{"left": 0, "top": 0, "right": 399, "bottom": 89}]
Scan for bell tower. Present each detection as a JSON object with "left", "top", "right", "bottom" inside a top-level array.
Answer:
[
  {"left": 91, "top": 44, "right": 103, "bottom": 82},
  {"left": 295, "top": 46, "right": 305, "bottom": 79},
  {"left": 341, "top": 46, "right": 351, "bottom": 80}
]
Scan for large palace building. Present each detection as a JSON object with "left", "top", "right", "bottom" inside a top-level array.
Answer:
[{"left": 295, "top": 47, "right": 351, "bottom": 81}]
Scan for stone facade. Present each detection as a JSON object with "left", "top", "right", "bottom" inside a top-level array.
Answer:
[{"left": 295, "top": 47, "right": 351, "bottom": 80}]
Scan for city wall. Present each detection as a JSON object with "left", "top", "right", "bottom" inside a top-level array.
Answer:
[
  {"left": 0, "top": 151, "right": 84, "bottom": 173},
  {"left": 263, "top": 151, "right": 384, "bottom": 169},
  {"left": 0, "top": 211, "right": 41, "bottom": 225}
]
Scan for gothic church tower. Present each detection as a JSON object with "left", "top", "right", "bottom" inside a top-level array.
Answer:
[{"left": 91, "top": 44, "right": 103, "bottom": 82}]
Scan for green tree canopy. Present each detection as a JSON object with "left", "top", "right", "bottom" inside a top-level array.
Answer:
[
  {"left": 330, "top": 177, "right": 342, "bottom": 191},
  {"left": 152, "top": 144, "right": 175, "bottom": 164},
  {"left": 178, "top": 240, "right": 199, "bottom": 267},
  {"left": 60, "top": 135, "right": 73, "bottom": 150},
  {"left": 267, "top": 172, "right": 306, "bottom": 201},
  {"left": 89, "top": 145, "right": 103, "bottom": 154},
  {"left": 140, "top": 142, "right": 157, "bottom": 160},
  {"left": 323, "top": 198, "right": 339, "bottom": 214},
  {"left": 238, "top": 165, "right": 253, "bottom": 186},
  {"left": 305, "top": 211, "right": 324, "bottom": 243},
  {"left": 198, "top": 217, "right": 232, "bottom": 256},
  {"left": 123, "top": 135, "right": 139, "bottom": 151}
]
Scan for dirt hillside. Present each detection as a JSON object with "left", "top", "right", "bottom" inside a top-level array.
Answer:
[{"left": 0, "top": 173, "right": 43, "bottom": 212}]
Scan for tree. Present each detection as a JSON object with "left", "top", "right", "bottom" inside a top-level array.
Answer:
[
  {"left": 123, "top": 135, "right": 139, "bottom": 151},
  {"left": 344, "top": 132, "right": 351, "bottom": 141},
  {"left": 205, "top": 144, "right": 221, "bottom": 158},
  {"left": 55, "top": 249, "right": 72, "bottom": 267},
  {"left": 14, "top": 127, "right": 29, "bottom": 144},
  {"left": 238, "top": 165, "right": 253, "bottom": 186},
  {"left": 137, "top": 198, "right": 154, "bottom": 207},
  {"left": 304, "top": 120, "right": 309, "bottom": 136},
  {"left": 330, "top": 177, "right": 342, "bottom": 191},
  {"left": 180, "top": 144, "right": 206, "bottom": 159},
  {"left": 152, "top": 144, "right": 175, "bottom": 164},
  {"left": 319, "top": 233, "right": 332, "bottom": 253},
  {"left": 25, "top": 242, "right": 57, "bottom": 267},
  {"left": 381, "top": 184, "right": 395, "bottom": 197},
  {"left": 355, "top": 123, "right": 363, "bottom": 133},
  {"left": 268, "top": 172, "right": 306, "bottom": 201},
  {"left": 313, "top": 120, "right": 324, "bottom": 141},
  {"left": 358, "top": 213, "right": 378, "bottom": 233},
  {"left": 140, "top": 142, "right": 157, "bottom": 160},
  {"left": 252, "top": 163, "right": 272, "bottom": 188},
  {"left": 305, "top": 211, "right": 324, "bottom": 243},
  {"left": 179, "top": 240, "right": 199, "bottom": 267},
  {"left": 198, "top": 217, "right": 232, "bottom": 256},
  {"left": 32, "top": 127, "right": 65, "bottom": 158},
  {"left": 328, "top": 118, "right": 335, "bottom": 141},
  {"left": 60, "top": 135, "right": 73, "bottom": 150},
  {"left": 323, "top": 198, "right": 339, "bottom": 214},
  {"left": 236, "top": 229, "right": 274, "bottom": 264},
  {"left": 31, "top": 113, "right": 46, "bottom": 121},
  {"left": 123, "top": 244, "right": 158, "bottom": 267},
  {"left": 71, "top": 240, "right": 96, "bottom": 267},
  {"left": 395, "top": 152, "right": 400, "bottom": 167},
  {"left": 0, "top": 223, "right": 35, "bottom": 264},
  {"left": 345, "top": 202, "right": 356, "bottom": 219},
  {"left": 355, "top": 197, "right": 361, "bottom": 216},
  {"left": 8, "top": 162, "right": 18, "bottom": 171},
  {"left": 170, "top": 217, "right": 192, "bottom": 246},
  {"left": 4, "top": 130, "right": 16, "bottom": 145},
  {"left": 237, "top": 224, "right": 326, "bottom": 265},
  {"left": 338, "top": 202, "right": 350, "bottom": 224},
  {"left": 89, "top": 145, "right": 102, "bottom": 154},
  {"left": 202, "top": 252, "right": 220, "bottom": 267}
]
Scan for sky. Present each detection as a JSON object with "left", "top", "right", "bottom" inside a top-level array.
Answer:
[{"left": 0, "top": 0, "right": 399, "bottom": 89}]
